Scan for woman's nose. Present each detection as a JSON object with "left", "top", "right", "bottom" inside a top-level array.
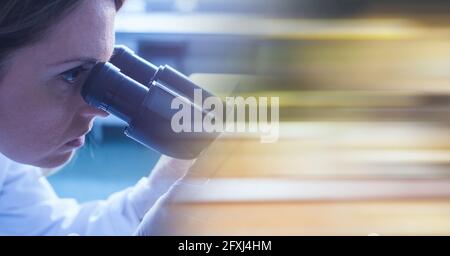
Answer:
[{"left": 80, "top": 105, "right": 109, "bottom": 118}]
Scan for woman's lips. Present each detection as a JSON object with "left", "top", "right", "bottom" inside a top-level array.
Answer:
[{"left": 65, "top": 136, "right": 85, "bottom": 148}]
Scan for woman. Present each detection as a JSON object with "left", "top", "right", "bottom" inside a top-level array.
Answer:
[{"left": 0, "top": 0, "right": 193, "bottom": 235}]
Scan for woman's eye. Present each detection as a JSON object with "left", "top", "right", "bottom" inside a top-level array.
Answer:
[{"left": 60, "top": 65, "right": 91, "bottom": 85}]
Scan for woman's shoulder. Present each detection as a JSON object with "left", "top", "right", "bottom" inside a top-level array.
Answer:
[
  {"left": 0, "top": 152, "right": 12, "bottom": 188},
  {"left": 0, "top": 152, "right": 43, "bottom": 193}
]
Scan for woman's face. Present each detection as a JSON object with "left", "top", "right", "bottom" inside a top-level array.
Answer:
[{"left": 0, "top": 0, "right": 117, "bottom": 168}]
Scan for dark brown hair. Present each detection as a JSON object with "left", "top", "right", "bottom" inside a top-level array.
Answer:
[{"left": 0, "top": 0, "right": 125, "bottom": 77}]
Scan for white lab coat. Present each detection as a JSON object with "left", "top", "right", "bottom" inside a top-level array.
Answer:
[{"left": 0, "top": 152, "right": 172, "bottom": 235}]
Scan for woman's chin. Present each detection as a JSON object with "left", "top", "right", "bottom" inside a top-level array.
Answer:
[{"left": 35, "top": 150, "right": 75, "bottom": 169}]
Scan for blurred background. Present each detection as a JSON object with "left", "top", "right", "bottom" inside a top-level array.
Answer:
[{"left": 48, "top": 0, "right": 450, "bottom": 235}]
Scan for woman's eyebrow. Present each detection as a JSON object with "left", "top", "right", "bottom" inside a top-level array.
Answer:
[{"left": 48, "top": 57, "right": 98, "bottom": 67}]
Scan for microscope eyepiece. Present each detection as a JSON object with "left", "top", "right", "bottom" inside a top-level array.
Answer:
[
  {"left": 81, "top": 62, "right": 148, "bottom": 123},
  {"left": 110, "top": 45, "right": 158, "bottom": 87}
]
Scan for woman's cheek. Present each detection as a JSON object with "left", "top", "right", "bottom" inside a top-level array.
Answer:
[
  {"left": 20, "top": 90, "right": 74, "bottom": 151},
  {"left": 0, "top": 78, "right": 77, "bottom": 162}
]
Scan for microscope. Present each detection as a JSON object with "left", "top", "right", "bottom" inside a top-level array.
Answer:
[{"left": 81, "top": 45, "right": 220, "bottom": 159}]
